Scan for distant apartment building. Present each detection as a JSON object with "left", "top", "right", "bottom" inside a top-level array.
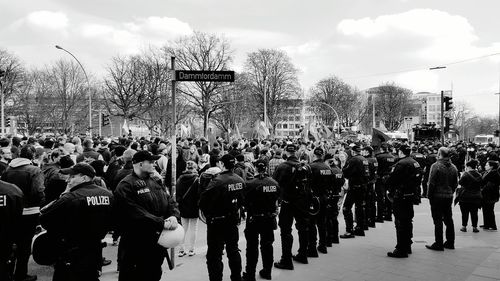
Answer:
[
  {"left": 412, "top": 91, "right": 443, "bottom": 126},
  {"left": 274, "top": 99, "right": 321, "bottom": 138}
]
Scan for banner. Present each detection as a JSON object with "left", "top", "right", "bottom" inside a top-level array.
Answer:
[{"left": 371, "top": 127, "right": 391, "bottom": 148}]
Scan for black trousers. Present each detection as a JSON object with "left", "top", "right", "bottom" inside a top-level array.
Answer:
[
  {"left": 0, "top": 244, "right": 14, "bottom": 281},
  {"left": 482, "top": 201, "right": 497, "bottom": 228},
  {"left": 325, "top": 197, "right": 340, "bottom": 243},
  {"left": 278, "top": 202, "right": 309, "bottom": 261},
  {"left": 459, "top": 202, "right": 479, "bottom": 227},
  {"left": 119, "top": 237, "right": 166, "bottom": 281},
  {"left": 422, "top": 171, "right": 430, "bottom": 197},
  {"left": 308, "top": 199, "right": 327, "bottom": 249},
  {"left": 244, "top": 217, "right": 275, "bottom": 276},
  {"left": 206, "top": 220, "right": 241, "bottom": 281},
  {"left": 53, "top": 246, "right": 100, "bottom": 281},
  {"left": 392, "top": 199, "right": 414, "bottom": 251},
  {"left": 365, "top": 183, "right": 376, "bottom": 225},
  {"left": 14, "top": 214, "right": 38, "bottom": 280},
  {"left": 430, "top": 198, "right": 455, "bottom": 245},
  {"left": 342, "top": 185, "right": 366, "bottom": 232},
  {"left": 375, "top": 179, "right": 387, "bottom": 219}
]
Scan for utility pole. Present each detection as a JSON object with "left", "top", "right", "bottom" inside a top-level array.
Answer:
[
  {"left": 98, "top": 108, "right": 102, "bottom": 137},
  {"left": 441, "top": 90, "right": 445, "bottom": 143},
  {"left": 170, "top": 56, "right": 177, "bottom": 266}
]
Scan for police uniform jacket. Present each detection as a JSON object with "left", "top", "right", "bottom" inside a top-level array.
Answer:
[
  {"left": 366, "top": 156, "right": 378, "bottom": 184},
  {"left": 309, "top": 160, "right": 334, "bottom": 199},
  {"left": 386, "top": 156, "right": 422, "bottom": 198},
  {"left": 114, "top": 172, "right": 179, "bottom": 246},
  {"left": 0, "top": 180, "right": 23, "bottom": 253},
  {"left": 40, "top": 181, "right": 113, "bottom": 248},
  {"left": 330, "top": 166, "right": 345, "bottom": 196},
  {"left": 375, "top": 152, "right": 396, "bottom": 177},
  {"left": 342, "top": 155, "right": 369, "bottom": 186},
  {"left": 411, "top": 152, "right": 426, "bottom": 171},
  {"left": 199, "top": 170, "right": 245, "bottom": 222},
  {"left": 273, "top": 155, "right": 304, "bottom": 203},
  {"left": 243, "top": 174, "right": 280, "bottom": 217}
]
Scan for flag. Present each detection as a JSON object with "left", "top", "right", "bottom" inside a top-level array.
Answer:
[
  {"left": 235, "top": 124, "right": 241, "bottom": 139},
  {"left": 320, "top": 123, "right": 333, "bottom": 139},
  {"left": 371, "top": 127, "right": 391, "bottom": 148},
  {"left": 308, "top": 119, "right": 319, "bottom": 141},
  {"left": 180, "top": 124, "right": 189, "bottom": 138},
  {"left": 122, "top": 119, "right": 129, "bottom": 135},
  {"left": 255, "top": 120, "right": 270, "bottom": 139}
]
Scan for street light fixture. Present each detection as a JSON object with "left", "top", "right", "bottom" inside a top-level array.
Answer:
[
  {"left": 314, "top": 101, "right": 341, "bottom": 137},
  {"left": 55, "top": 45, "right": 92, "bottom": 137}
]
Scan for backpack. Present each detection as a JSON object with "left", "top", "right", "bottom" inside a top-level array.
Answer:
[{"left": 289, "top": 162, "right": 318, "bottom": 215}]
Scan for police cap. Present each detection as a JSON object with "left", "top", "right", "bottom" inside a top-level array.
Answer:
[
  {"left": 132, "top": 150, "right": 161, "bottom": 164},
  {"left": 285, "top": 144, "right": 297, "bottom": 153},
  {"left": 60, "top": 163, "right": 96, "bottom": 178},
  {"left": 313, "top": 147, "right": 324, "bottom": 156},
  {"left": 219, "top": 154, "right": 236, "bottom": 167}
]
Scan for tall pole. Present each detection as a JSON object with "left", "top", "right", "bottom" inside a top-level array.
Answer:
[
  {"left": 372, "top": 96, "right": 376, "bottom": 129},
  {"left": 441, "top": 90, "right": 445, "bottom": 143},
  {"left": 98, "top": 109, "right": 102, "bottom": 137},
  {"left": 170, "top": 56, "right": 177, "bottom": 266},
  {"left": 55, "top": 45, "right": 92, "bottom": 137},
  {"left": 263, "top": 76, "right": 267, "bottom": 126},
  {"left": 0, "top": 69, "right": 6, "bottom": 137}
]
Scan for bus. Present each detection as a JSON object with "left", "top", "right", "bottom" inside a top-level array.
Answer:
[{"left": 473, "top": 134, "right": 494, "bottom": 145}]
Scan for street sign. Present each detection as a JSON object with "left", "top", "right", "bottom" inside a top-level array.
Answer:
[{"left": 175, "top": 70, "right": 235, "bottom": 82}]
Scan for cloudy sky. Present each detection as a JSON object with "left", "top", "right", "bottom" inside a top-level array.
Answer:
[{"left": 1, "top": 0, "right": 500, "bottom": 116}]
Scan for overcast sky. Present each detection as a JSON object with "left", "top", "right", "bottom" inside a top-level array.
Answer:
[{"left": 1, "top": 0, "right": 500, "bottom": 116}]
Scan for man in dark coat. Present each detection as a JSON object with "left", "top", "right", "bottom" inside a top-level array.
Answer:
[{"left": 426, "top": 147, "right": 459, "bottom": 251}]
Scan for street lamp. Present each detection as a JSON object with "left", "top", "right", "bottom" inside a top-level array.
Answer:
[
  {"left": 429, "top": 65, "right": 447, "bottom": 143},
  {"left": 55, "top": 45, "right": 92, "bottom": 137},
  {"left": 314, "top": 101, "right": 341, "bottom": 137}
]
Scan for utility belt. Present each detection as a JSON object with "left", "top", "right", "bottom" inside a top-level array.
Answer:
[
  {"left": 206, "top": 214, "right": 239, "bottom": 225},
  {"left": 393, "top": 190, "right": 415, "bottom": 200}
]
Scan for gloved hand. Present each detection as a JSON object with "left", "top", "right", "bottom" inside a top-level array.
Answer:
[{"left": 163, "top": 216, "right": 178, "bottom": 230}]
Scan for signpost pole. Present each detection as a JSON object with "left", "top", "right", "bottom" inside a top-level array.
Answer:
[{"left": 170, "top": 57, "right": 177, "bottom": 267}]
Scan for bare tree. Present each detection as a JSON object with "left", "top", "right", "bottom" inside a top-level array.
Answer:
[
  {"left": 45, "top": 60, "right": 89, "bottom": 134},
  {"left": 244, "top": 49, "right": 301, "bottom": 133},
  {"left": 0, "top": 49, "right": 24, "bottom": 102},
  {"left": 309, "top": 76, "right": 366, "bottom": 128},
  {"left": 369, "top": 83, "right": 416, "bottom": 131},
  {"left": 162, "top": 31, "right": 233, "bottom": 136}
]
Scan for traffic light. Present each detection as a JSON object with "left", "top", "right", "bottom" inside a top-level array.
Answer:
[
  {"left": 102, "top": 113, "right": 110, "bottom": 127},
  {"left": 444, "top": 117, "right": 452, "bottom": 133},
  {"left": 5, "top": 117, "right": 10, "bottom": 127},
  {"left": 444, "top": 96, "right": 453, "bottom": 111},
  {"left": 495, "top": 130, "right": 500, "bottom": 137}
]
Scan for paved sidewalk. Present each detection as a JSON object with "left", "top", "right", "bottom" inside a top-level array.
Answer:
[{"left": 31, "top": 200, "right": 500, "bottom": 281}]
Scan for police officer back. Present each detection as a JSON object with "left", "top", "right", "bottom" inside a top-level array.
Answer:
[
  {"left": 308, "top": 147, "right": 334, "bottom": 255},
  {"left": 375, "top": 143, "right": 396, "bottom": 222},
  {"left": 386, "top": 145, "right": 422, "bottom": 258},
  {"left": 273, "top": 144, "right": 312, "bottom": 269},
  {"left": 114, "top": 150, "right": 180, "bottom": 281},
  {"left": 324, "top": 154, "right": 345, "bottom": 245},
  {"left": 340, "top": 145, "right": 369, "bottom": 238},
  {"left": 40, "top": 163, "right": 114, "bottom": 281},
  {"left": 362, "top": 146, "right": 378, "bottom": 229},
  {"left": 199, "top": 154, "right": 245, "bottom": 281},
  {"left": 242, "top": 159, "right": 280, "bottom": 281},
  {"left": 0, "top": 180, "right": 23, "bottom": 281}
]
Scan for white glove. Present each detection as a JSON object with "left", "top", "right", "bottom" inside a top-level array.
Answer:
[{"left": 163, "top": 216, "right": 178, "bottom": 230}]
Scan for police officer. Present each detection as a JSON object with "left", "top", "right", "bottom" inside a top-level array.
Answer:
[
  {"left": 40, "top": 163, "right": 114, "bottom": 281},
  {"left": 199, "top": 154, "right": 245, "bottom": 281},
  {"left": 340, "top": 145, "right": 369, "bottom": 238},
  {"left": 410, "top": 146, "right": 426, "bottom": 203},
  {"left": 362, "top": 146, "right": 378, "bottom": 229},
  {"left": 386, "top": 145, "right": 422, "bottom": 258},
  {"left": 324, "top": 154, "right": 345, "bottom": 245},
  {"left": 242, "top": 160, "right": 280, "bottom": 281},
  {"left": 0, "top": 180, "right": 23, "bottom": 281},
  {"left": 375, "top": 143, "right": 396, "bottom": 222},
  {"left": 114, "top": 151, "right": 180, "bottom": 281},
  {"left": 308, "top": 147, "right": 334, "bottom": 255},
  {"left": 273, "top": 144, "right": 311, "bottom": 269},
  {"left": 422, "top": 146, "right": 438, "bottom": 198}
]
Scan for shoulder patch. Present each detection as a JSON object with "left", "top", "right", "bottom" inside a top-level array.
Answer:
[{"left": 0, "top": 195, "right": 6, "bottom": 207}]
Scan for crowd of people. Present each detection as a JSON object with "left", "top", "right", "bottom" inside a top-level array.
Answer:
[{"left": 0, "top": 133, "right": 499, "bottom": 281}]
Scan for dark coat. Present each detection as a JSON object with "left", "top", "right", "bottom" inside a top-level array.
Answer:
[
  {"left": 458, "top": 170, "right": 482, "bottom": 206},
  {"left": 427, "top": 158, "right": 458, "bottom": 199},
  {"left": 175, "top": 171, "right": 199, "bottom": 218},
  {"left": 481, "top": 169, "right": 500, "bottom": 204}
]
